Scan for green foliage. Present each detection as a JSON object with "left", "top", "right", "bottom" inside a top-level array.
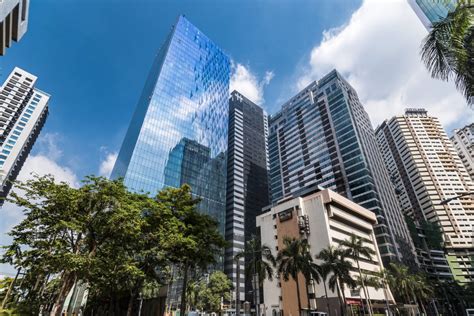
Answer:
[
  {"left": 405, "top": 216, "right": 423, "bottom": 249},
  {"left": 277, "top": 237, "right": 321, "bottom": 313},
  {"left": 421, "top": 221, "right": 443, "bottom": 250},
  {"left": 1, "top": 175, "right": 226, "bottom": 315},
  {"left": 421, "top": 1, "right": 474, "bottom": 106},
  {"left": 199, "top": 271, "right": 232, "bottom": 313}
]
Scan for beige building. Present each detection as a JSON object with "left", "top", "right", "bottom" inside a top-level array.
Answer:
[
  {"left": 451, "top": 123, "right": 474, "bottom": 181},
  {"left": 376, "top": 109, "right": 474, "bottom": 284},
  {"left": 0, "top": 0, "right": 29, "bottom": 55},
  {"left": 257, "top": 187, "right": 394, "bottom": 316}
]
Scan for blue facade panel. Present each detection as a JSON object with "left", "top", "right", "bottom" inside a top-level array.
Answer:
[{"left": 111, "top": 16, "right": 230, "bottom": 232}]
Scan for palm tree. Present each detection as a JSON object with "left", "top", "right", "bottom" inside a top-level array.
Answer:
[
  {"left": 316, "top": 246, "right": 356, "bottom": 316},
  {"left": 411, "top": 273, "right": 433, "bottom": 316},
  {"left": 238, "top": 237, "right": 276, "bottom": 316},
  {"left": 386, "top": 263, "right": 414, "bottom": 304},
  {"left": 386, "top": 263, "right": 433, "bottom": 315},
  {"left": 277, "top": 237, "right": 321, "bottom": 315},
  {"left": 340, "top": 234, "right": 376, "bottom": 315},
  {"left": 421, "top": 0, "right": 474, "bottom": 106},
  {"left": 355, "top": 275, "right": 382, "bottom": 314}
]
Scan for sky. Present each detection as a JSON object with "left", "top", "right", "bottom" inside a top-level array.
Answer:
[{"left": 1, "top": 0, "right": 473, "bottom": 276}]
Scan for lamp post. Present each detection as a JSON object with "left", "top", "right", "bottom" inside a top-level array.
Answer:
[{"left": 439, "top": 192, "right": 473, "bottom": 205}]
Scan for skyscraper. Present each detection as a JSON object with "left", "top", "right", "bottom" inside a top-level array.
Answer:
[
  {"left": 268, "top": 70, "right": 416, "bottom": 266},
  {"left": 225, "top": 91, "right": 269, "bottom": 305},
  {"left": 408, "top": 0, "right": 456, "bottom": 29},
  {"left": 451, "top": 123, "right": 474, "bottom": 181},
  {"left": 376, "top": 109, "right": 474, "bottom": 284},
  {"left": 1, "top": 0, "right": 30, "bottom": 55},
  {"left": 0, "top": 67, "right": 49, "bottom": 203},
  {"left": 111, "top": 15, "right": 230, "bottom": 233}
]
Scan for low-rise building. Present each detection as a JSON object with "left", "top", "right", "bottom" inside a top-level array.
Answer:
[{"left": 257, "top": 187, "right": 394, "bottom": 316}]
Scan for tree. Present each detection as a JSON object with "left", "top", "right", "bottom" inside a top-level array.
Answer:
[
  {"left": 316, "top": 246, "right": 356, "bottom": 316},
  {"left": 339, "top": 234, "right": 376, "bottom": 316},
  {"left": 235, "top": 237, "right": 276, "bottom": 316},
  {"left": 199, "top": 271, "right": 233, "bottom": 315},
  {"left": 277, "top": 237, "right": 321, "bottom": 315},
  {"left": 156, "top": 185, "right": 227, "bottom": 316},
  {"left": 421, "top": 0, "right": 474, "bottom": 106},
  {"left": 386, "top": 263, "right": 433, "bottom": 314},
  {"left": 1, "top": 176, "right": 202, "bottom": 316}
]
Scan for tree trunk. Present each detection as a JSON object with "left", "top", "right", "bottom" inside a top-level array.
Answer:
[
  {"left": 180, "top": 264, "right": 189, "bottom": 316},
  {"left": 236, "top": 260, "right": 241, "bottom": 316},
  {"left": 323, "top": 281, "right": 331, "bottom": 316},
  {"left": 356, "top": 260, "right": 371, "bottom": 316},
  {"left": 1, "top": 268, "right": 21, "bottom": 309},
  {"left": 295, "top": 276, "right": 302, "bottom": 315},
  {"left": 335, "top": 281, "right": 345, "bottom": 316},
  {"left": 306, "top": 279, "right": 311, "bottom": 312},
  {"left": 50, "top": 272, "right": 76, "bottom": 316},
  {"left": 127, "top": 290, "right": 136, "bottom": 316}
]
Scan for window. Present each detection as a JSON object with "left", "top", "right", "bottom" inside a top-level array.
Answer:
[
  {"left": 7, "top": 140, "right": 15, "bottom": 145},
  {"left": 21, "top": 0, "right": 27, "bottom": 22},
  {"left": 23, "top": 114, "right": 31, "bottom": 118},
  {"left": 10, "top": 135, "right": 18, "bottom": 140},
  {"left": 2, "top": 150, "right": 10, "bottom": 155},
  {"left": 4, "top": 145, "right": 13, "bottom": 150},
  {"left": 20, "top": 117, "right": 28, "bottom": 123},
  {"left": 12, "top": 131, "right": 20, "bottom": 136}
]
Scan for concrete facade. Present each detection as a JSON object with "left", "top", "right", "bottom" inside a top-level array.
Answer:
[
  {"left": 376, "top": 109, "right": 474, "bottom": 284},
  {"left": 0, "top": 67, "right": 49, "bottom": 204},
  {"left": 451, "top": 123, "right": 474, "bottom": 181},
  {"left": 0, "top": 0, "right": 29, "bottom": 55}
]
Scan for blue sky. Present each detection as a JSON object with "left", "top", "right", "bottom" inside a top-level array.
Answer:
[
  {"left": 1, "top": 0, "right": 361, "bottom": 179},
  {"left": 1, "top": 0, "right": 473, "bottom": 276}
]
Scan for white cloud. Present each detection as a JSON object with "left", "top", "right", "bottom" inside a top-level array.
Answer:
[
  {"left": 296, "top": 0, "right": 474, "bottom": 131},
  {"left": 230, "top": 61, "right": 274, "bottom": 105},
  {"left": 0, "top": 133, "right": 79, "bottom": 275},
  {"left": 99, "top": 152, "right": 118, "bottom": 178}
]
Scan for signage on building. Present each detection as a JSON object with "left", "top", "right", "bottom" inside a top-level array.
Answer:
[{"left": 278, "top": 208, "right": 293, "bottom": 222}]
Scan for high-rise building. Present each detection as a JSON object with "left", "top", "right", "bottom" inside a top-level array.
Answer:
[
  {"left": 1, "top": 0, "right": 29, "bottom": 55},
  {"left": 408, "top": 0, "right": 456, "bottom": 29},
  {"left": 451, "top": 123, "right": 474, "bottom": 181},
  {"left": 376, "top": 109, "right": 474, "bottom": 284},
  {"left": 0, "top": 67, "right": 49, "bottom": 203},
  {"left": 257, "top": 187, "right": 395, "bottom": 316},
  {"left": 268, "top": 70, "right": 416, "bottom": 266},
  {"left": 224, "top": 91, "right": 269, "bottom": 305},
  {"left": 111, "top": 15, "right": 230, "bottom": 234}
]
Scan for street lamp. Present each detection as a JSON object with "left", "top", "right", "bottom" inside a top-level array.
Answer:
[{"left": 439, "top": 192, "right": 473, "bottom": 205}]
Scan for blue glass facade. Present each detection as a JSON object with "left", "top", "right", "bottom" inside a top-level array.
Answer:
[
  {"left": 409, "top": 0, "right": 456, "bottom": 28},
  {"left": 415, "top": 0, "right": 456, "bottom": 23},
  {"left": 111, "top": 16, "right": 230, "bottom": 232}
]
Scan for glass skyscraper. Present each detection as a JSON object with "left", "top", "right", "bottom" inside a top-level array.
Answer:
[
  {"left": 111, "top": 15, "right": 230, "bottom": 232},
  {"left": 408, "top": 0, "right": 457, "bottom": 29}
]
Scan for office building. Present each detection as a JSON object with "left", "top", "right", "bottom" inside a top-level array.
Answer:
[
  {"left": 0, "top": 67, "right": 49, "bottom": 203},
  {"left": 224, "top": 91, "right": 269, "bottom": 305},
  {"left": 111, "top": 15, "right": 230, "bottom": 231},
  {"left": 408, "top": 0, "right": 456, "bottom": 29},
  {"left": 376, "top": 109, "right": 474, "bottom": 284},
  {"left": 1, "top": 0, "right": 29, "bottom": 55},
  {"left": 451, "top": 123, "right": 474, "bottom": 181},
  {"left": 110, "top": 15, "right": 229, "bottom": 309},
  {"left": 257, "top": 187, "right": 395, "bottom": 316},
  {"left": 268, "top": 70, "right": 416, "bottom": 266}
]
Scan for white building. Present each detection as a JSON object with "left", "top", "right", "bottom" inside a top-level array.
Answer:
[
  {"left": 0, "top": 0, "right": 29, "bottom": 55},
  {"left": 257, "top": 187, "right": 394, "bottom": 316},
  {"left": 0, "top": 67, "right": 49, "bottom": 203},
  {"left": 376, "top": 109, "right": 474, "bottom": 284},
  {"left": 451, "top": 123, "right": 474, "bottom": 181}
]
